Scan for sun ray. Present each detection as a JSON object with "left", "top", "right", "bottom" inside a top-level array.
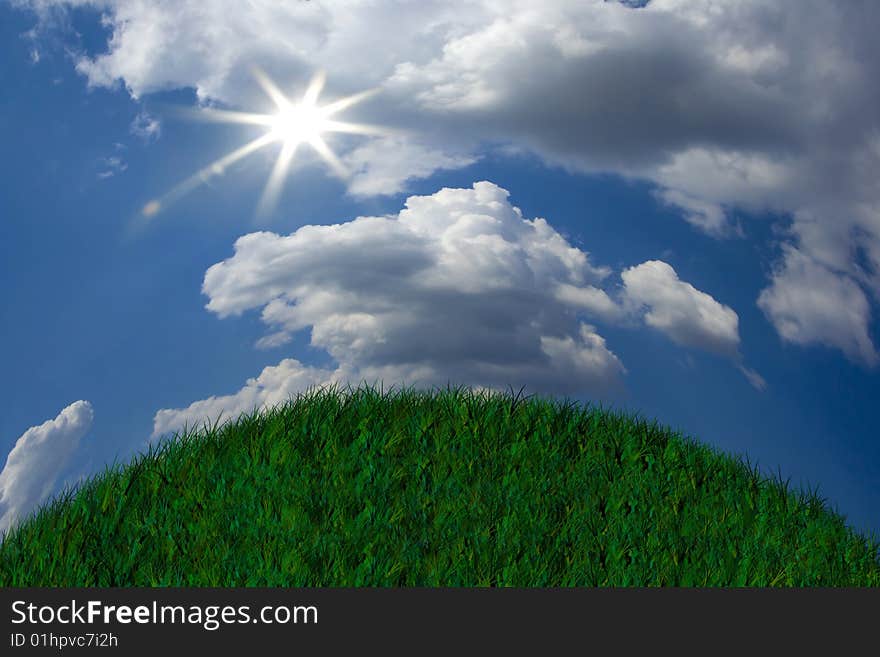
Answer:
[
  {"left": 321, "top": 119, "right": 390, "bottom": 136},
  {"left": 302, "top": 70, "right": 327, "bottom": 106},
  {"left": 321, "top": 88, "right": 380, "bottom": 116},
  {"left": 251, "top": 66, "right": 292, "bottom": 111},
  {"left": 191, "top": 107, "right": 276, "bottom": 127},
  {"left": 141, "top": 132, "right": 276, "bottom": 218},
  {"left": 307, "top": 134, "right": 349, "bottom": 178},
  {"left": 180, "top": 132, "right": 276, "bottom": 188},
  {"left": 257, "top": 141, "right": 299, "bottom": 217}
]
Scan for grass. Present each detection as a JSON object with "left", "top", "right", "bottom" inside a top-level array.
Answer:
[{"left": 1, "top": 384, "right": 878, "bottom": 586}]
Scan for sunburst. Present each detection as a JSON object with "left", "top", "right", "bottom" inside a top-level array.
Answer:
[{"left": 141, "top": 68, "right": 384, "bottom": 219}]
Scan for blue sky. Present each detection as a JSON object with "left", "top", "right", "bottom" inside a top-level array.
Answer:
[{"left": 1, "top": 0, "right": 879, "bottom": 539}]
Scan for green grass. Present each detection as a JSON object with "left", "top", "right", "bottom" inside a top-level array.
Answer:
[{"left": 1, "top": 384, "right": 878, "bottom": 586}]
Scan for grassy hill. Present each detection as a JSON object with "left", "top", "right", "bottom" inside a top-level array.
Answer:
[{"left": 1, "top": 385, "right": 878, "bottom": 586}]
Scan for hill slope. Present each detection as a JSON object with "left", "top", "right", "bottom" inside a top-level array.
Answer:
[{"left": 1, "top": 385, "right": 878, "bottom": 586}]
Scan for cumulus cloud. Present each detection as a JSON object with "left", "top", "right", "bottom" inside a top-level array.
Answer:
[
  {"left": 554, "top": 283, "right": 624, "bottom": 322},
  {"left": 654, "top": 188, "right": 735, "bottom": 238},
  {"left": 153, "top": 182, "right": 626, "bottom": 436},
  {"left": 757, "top": 246, "right": 879, "bottom": 366},
  {"left": 19, "top": 0, "right": 880, "bottom": 362},
  {"left": 155, "top": 181, "right": 770, "bottom": 436},
  {"left": 622, "top": 261, "right": 740, "bottom": 357},
  {"left": 621, "top": 260, "right": 763, "bottom": 388},
  {"left": 152, "top": 359, "right": 335, "bottom": 438},
  {"left": 0, "top": 401, "right": 93, "bottom": 535},
  {"left": 343, "top": 137, "right": 478, "bottom": 198}
]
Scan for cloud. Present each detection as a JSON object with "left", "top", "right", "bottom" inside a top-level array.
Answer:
[
  {"left": 343, "top": 137, "right": 478, "bottom": 198},
  {"left": 757, "top": 245, "right": 879, "bottom": 366},
  {"left": 738, "top": 365, "right": 767, "bottom": 392},
  {"left": 154, "top": 181, "right": 626, "bottom": 436},
  {"left": 654, "top": 188, "right": 735, "bottom": 238},
  {"left": 97, "top": 155, "right": 127, "bottom": 180},
  {"left": 0, "top": 400, "right": 94, "bottom": 535},
  {"left": 19, "top": 0, "right": 880, "bottom": 362},
  {"left": 130, "top": 110, "right": 160, "bottom": 141},
  {"left": 622, "top": 260, "right": 740, "bottom": 357},
  {"left": 621, "top": 260, "right": 763, "bottom": 387},
  {"left": 152, "top": 360, "right": 335, "bottom": 438},
  {"left": 154, "top": 180, "right": 769, "bottom": 436},
  {"left": 254, "top": 330, "right": 293, "bottom": 351},
  {"left": 554, "top": 283, "right": 624, "bottom": 322}
]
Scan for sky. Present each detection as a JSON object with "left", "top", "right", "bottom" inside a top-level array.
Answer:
[{"left": 1, "top": 0, "right": 879, "bottom": 540}]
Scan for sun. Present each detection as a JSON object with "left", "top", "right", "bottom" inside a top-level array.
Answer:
[
  {"left": 269, "top": 104, "right": 326, "bottom": 145},
  {"left": 141, "top": 68, "right": 385, "bottom": 219}
]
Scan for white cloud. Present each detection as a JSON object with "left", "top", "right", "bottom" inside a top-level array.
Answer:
[
  {"left": 757, "top": 246, "right": 879, "bottom": 366},
  {"left": 621, "top": 260, "right": 763, "bottom": 387},
  {"left": 0, "top": 400, "right": 93, "bottom": 535},
  {"left": 18, "top": 0, "right": 880, "bottom": 362},
  {"left": 154, "top": 181, "right": 625, "bottom": 437},
  {"left": 97, "top": 155, "right": 127, "bottom": 179},
  {"left": 654, "top": 188, "right": 734, "bottom": 238},
  {"left": 622, "top": 260, "right": 740, "bottom": 357},
  {"left": 254, "top": 330, "right": 293, "bottom": 351},
  {"left": 130, "top": 110, "right": 160, "bottom": 141},
  {"left": 156, "top": 180, "right": 779, "bottom": 435},
  {"left": 554, "top": 283, "right": 624, "bottom": 322},
  {"left": 152, "top": 359, "right": 335, "bottom": 438},
  {"left": 343, "top": 137, "right": 477, "bottom": 198},
  {"left": 738, "top": 365, "right": 767, "bottom": 392}
]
